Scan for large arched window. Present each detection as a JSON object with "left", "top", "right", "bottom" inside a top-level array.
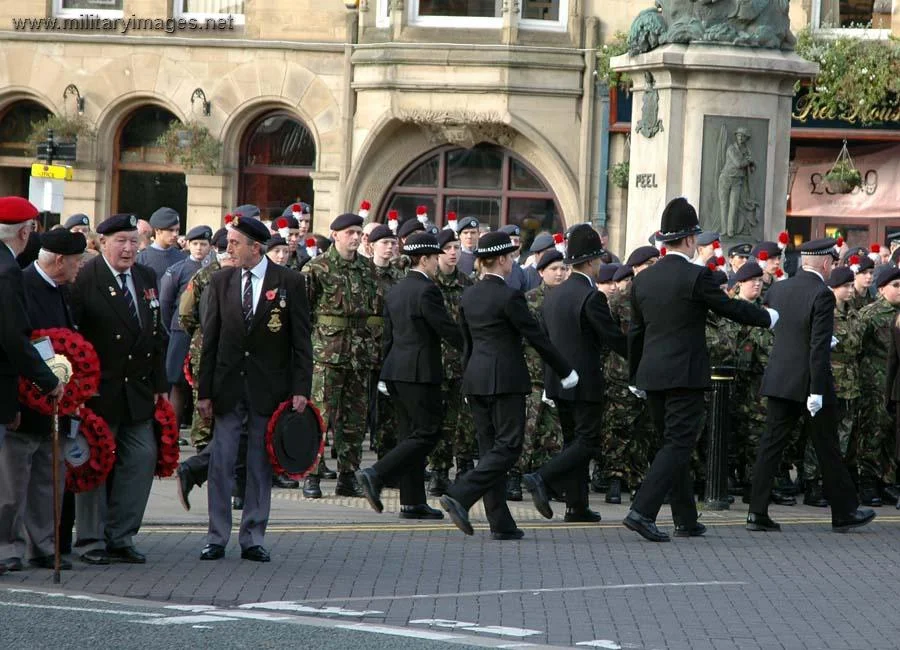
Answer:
[
  {"left": 0, "top": 100, "right": 52, "bottom": 196},
  {"left": 383, "top": 144, "right": 562, "bottom": 252},
  {"left": 239, "top": 112, "right": 316, "bottom": 222},
  {"left": 114, "top": 105, "right": 187, "bottom": 229}
]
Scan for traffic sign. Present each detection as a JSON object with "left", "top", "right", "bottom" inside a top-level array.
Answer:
[{"left": 31, "top": 164, "right": 73, "bottom": 181}]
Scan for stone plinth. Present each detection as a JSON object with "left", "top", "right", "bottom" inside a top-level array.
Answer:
[
  {"left": 185, "top": 172, "right": 228, "bottom": 230},
  {"left": 611, "top": 44, "right": 817, "bottom": 253}
]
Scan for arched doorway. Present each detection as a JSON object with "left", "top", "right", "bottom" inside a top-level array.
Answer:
[
  {"left": 113, "top": 105, "right": 187, "bottom": 229},
  {"left": 239, "top": 112, "right": 316, "bottom": 223},
  {"left": 382, "top": 144, "right": 563, "bottom": 252},
  {"left": 0, "top": 100, "right": 52, "bottom": 196}
]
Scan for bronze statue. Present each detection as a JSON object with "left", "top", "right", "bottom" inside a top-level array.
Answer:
[{"left": 716, "top": 127, "right": 759, "bottom": 238}]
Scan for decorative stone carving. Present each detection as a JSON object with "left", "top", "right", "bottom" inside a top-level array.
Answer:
[
  {"left": 501, "top": 0, "right": 522, "bottom": 14},
  {"left": 396, "top": 111, "right": 518, "bottom": 149},
  {"left": 635, "top": 72, "right": 663, "bottom": 139}
]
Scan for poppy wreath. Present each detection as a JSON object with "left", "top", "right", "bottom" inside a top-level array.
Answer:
[
  {"left": 66, "top": 407, "right": 116, "bottom": 493},
  {"left": 265, "top": 400, "right": 325, "bottom": 480},
  {"left": 18, "top": 328, "right": 101, "bottom": 416},
  {"left": 154, "top": 397, "right": 180, "bottom": 478},
  {"left": 182, "top": 353, "right": 195, "bottom": 389}
]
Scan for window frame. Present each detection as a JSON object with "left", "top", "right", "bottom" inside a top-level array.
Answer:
[
  {"left": 408, "top": 0, "right": 503, "bottom": 29},
  {"left": 53, "top": 0, "right": 124, "bottom": 19},
  {"left": 376, "top": 0, "right": 391, "bottom": 28},
  {"left": 518, "top": 0, "right": 568, "bottom": 32},
  {"left": 809, "top": 0, "right": 891, "bottom": 38},
  {"left": 396, "top": 0, "right": 568, "bottom": 31},
  {"left": 172, "top": 0, "right": 246, "bottom": 27}
]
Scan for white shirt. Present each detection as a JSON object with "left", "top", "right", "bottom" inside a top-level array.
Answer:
[
  {"left": 484, "top": 272, "right": 506, "bottom": 282},
  {"left": 242, "top": 256, "right": 268, "bottom": 314},
  {"left": 103, "top": 256, "right": 140, "bottom": 324},
  {"left": 666, "top": 250, "right": 693, "bottom": 263},
  {"left": 34, "top": 260, "right": 56, "bottom": 288}
]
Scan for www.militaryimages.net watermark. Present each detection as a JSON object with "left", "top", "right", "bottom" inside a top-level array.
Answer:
[{"left": 12, "top": 15, "right": 238, "bottom": 34}]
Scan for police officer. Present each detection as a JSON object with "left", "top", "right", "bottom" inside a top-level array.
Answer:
[
  {"left": 136, "top": 207, "right": 187, "bottom": 287},
  {"left": 456, "top": 217, "right": 479, "bottom": 277}
]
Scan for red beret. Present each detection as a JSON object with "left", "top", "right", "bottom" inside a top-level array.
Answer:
[{"left": 0, "top": 197, "right": 39, "bottom": 224}]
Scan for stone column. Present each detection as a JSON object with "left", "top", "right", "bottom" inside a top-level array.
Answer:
[{"left": 185, "top": 172, "right": 228, "bottom": 230}]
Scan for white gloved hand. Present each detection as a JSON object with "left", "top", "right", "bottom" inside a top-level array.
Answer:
[
  {"left": 560, "top": 369, "right": 579, "bottom": 390},
  {"left": 765, "top": 307, "right": 779, "bottom": 329},
  {"left": 806, "top": 394, "right": 823, "bottom": 418},
  {"left": 541, "top": 390, "right": 556, "bottom": 408},
  {"left": 629, "top": 385, "right": 647, "bottom": 400},
  {"left": 831, "top": 336, "right": 839, "bottom": 349},
  {"left": 377, "top": 381, "right": 390, "bottom": 397}
]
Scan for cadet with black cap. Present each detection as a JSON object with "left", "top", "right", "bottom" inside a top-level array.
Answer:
[
  {"left": 358, "top": 233, "right": 463, "bottom": 520},
  {"left": 522, "top": 233, "right": 555, "bottom": 292},
  {"left": 751, "top": 240, "right": 782, "bottom": 298},
  {"left": 136, "top": 207, "right": 187, "bottom": 289},
  {"left": 71, "top": 212, "right": 169, "bottom": 565},
  {"left": 843, "top": 247, "right": 875, "bottom": 310},
  {"left": 499, "top": 224, "right": 528, "bottom": 291},
  {"left": 64, "top": 213, "right": 91, "bottom": 234},
  {"left": 888, "top": 231, "right": 900, "bottom": 255},
  {"left": 596, "top": 263, "right": 620, "bottom": 298},
  {"left": 728, "top": 243, "right": 753, "bottom": 280},
  {"left": 439, "top": 231, "right": 576, "bottom": 539},
  {"left": 693, "top": 230, "right": 721, "bottom": 266},
  {"left": 301, "top": 212, "right": 379, "bottom": 498},
  {"left": 747, "top": 238, "right": 874, "bottom": 533},
  {"left": 456, "top": 217, "right": 480, "bottom": 276}
]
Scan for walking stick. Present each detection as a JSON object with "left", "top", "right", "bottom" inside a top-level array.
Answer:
[{"left": 50, "top": 398, "right": 61, "bottom": 584}]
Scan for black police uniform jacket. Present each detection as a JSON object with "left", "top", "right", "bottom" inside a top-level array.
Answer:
[
  {"left": 198, "top": 261, "right": 313, "bottom": 417},
  {"left": 70, "top": 256, "right": 168, "bottom": 427},
  {"left": 542, "top": 272, "right": 627, "bottom": 402},
  {"left": 629, "top": 253, "right": 771, "bottom": 391},
  {"left": 459, "top": 274, "right": 571, "bottom": 395},
  {"left": 380, "top": 270, "right": 463, "bottom": 384},
  {"left": 760, "top": 269, "right": 837, "bottom": 404}
]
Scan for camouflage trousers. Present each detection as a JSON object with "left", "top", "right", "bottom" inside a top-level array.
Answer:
[
  {"left": 856, "top": 394, "right": 896, "bottom": 483},
  {"left": 429, "top": 378, "right": 477, "bottom": 472},
  {"left": 803, "top": 398, "right": 859, "bottom": 480},
  {"left": 514, "top": 386, "right": 562, "bottom": 474},
  {"left": 730, "top": 393, "right": 767, "bottom": 486},
  {"left": 600, "top": 381, "right": 651, "bottom": 486},
  {"left": 370, "top": 370, "right": 397, "bottom": 459},
  {"left": 312, "top": 365, "right": 369, "bottom": 473},
  {"left": 188, "top": 353, "right": 212, "bottom": 449}
]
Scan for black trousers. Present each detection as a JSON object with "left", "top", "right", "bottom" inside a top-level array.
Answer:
[
  {"left": 631, "top": 389, "right": 705, "bottom": 525},
  {"left": 372, "top": 381, "right": 443, "bottom": 506},
  {"left": 537, "top": 399, "right": 604, "bottom": 509},
  {"left": 446, "top": 393, "right": 525, "bottom": 534},
  {"left": 750, "top": 398, "right": 858, "bottom": 516}
]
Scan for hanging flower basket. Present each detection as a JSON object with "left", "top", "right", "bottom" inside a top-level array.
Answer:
[{"left": 824, "top": 140, "right": 862, "bottom": 194}]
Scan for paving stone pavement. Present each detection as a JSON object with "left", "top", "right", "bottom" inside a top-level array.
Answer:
[{"left": 5, "top": 448, "right": 900, "bottom": 649}]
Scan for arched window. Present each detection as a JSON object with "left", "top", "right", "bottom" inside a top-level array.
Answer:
[
  {"left": 239, "top": 112, "right": 316, "bottom": 222},
  {"left": 383, "top": 144, "right": 562, "bottom": 252},
  {"left": 113, "top": 106, "right": 187, "bottom": 230},
  {"left": 0, "top": 100, "right": 52, "bottom": 196}
]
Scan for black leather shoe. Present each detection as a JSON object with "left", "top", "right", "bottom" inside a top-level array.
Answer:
[
  {"left": 108, "top": 546, "right": 146, "bottom": 564},
  {"left": 673, "top": 522, "right": 707, "bottom": 537},
  {"left": 770, "top": 490, "right": 796, "bottom": 506},
  {"left": 564, "top": 507, "right": 602, "bottom": 523},
  {"left": 746, "top": 512, "right": 781, "bottom": 532},
  {"left": 273, "top": 473, "right": 300, "bottom": 489},
  {"left": 232, "top": 496, "right": 244, "bottom": 510},
  {"left": 29, "top": 555, "right": 73, "bottom": 570},
  {"left": 399, "top": 504, "right": 444, "bottom": 520},
  {"left": 3, "top": 557, "right": 23, "bottom": 571},
  {"left": 318, "top": 460, "right": 337, "bottom": 480},
  {"left": 303, "top": 476, "right": 322, "bottom": 499},
  {"left": 356, "top": 468, "right": 384, "bottom": 513},
  {"left": 335, "top": 471, "right": 364, "bottom": 497},
  {"left": 200, "top": 544, "right": 225, "bottom": 560},
  {"left": 80, "top": 549, "right": 111, "bottom": 565},
  {"left": 605, "top": 478, "right": 622, "bottom": 505},
  {"left": 491, "top": 528, "right": 524, "bottom": 541},
  {"left": 833, "top": 507, "right": 876, "bottom": 532},
  {"left": 860, "top": 481, "right": 882, "bottom": 507},
  {"left": 881, "top": 484, "right": 900, "bottom": 506},
  {"left": 176, "top": 464, "right": 194, "bottom": 511},
  {"left": 803, "top": 480, "right": 828, "bottom": 507},
  {"left": 522, "top": 473, "right": 553, "bottom": 519},
  {"left": 241, "top": 545, "right": 271, "bottom": 562},
  {"left": 428, "top": 469, "right": 450, "bottom": 497},
  {"left": 623, "top": 510, "right": 670, "bottom": 542},
  {"left": 506, "top": 471, "right": 523, "bottom": 502},
  {"left": 439, "top": 494, "right": 473, "bottom": 535}
]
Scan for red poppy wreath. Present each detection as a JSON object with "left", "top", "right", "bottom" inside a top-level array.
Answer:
[
  {"left": 65, "top": 407, "right": 116, "bottom": 493},
  {"left": 154, "top": 397, "right": 180, "bottom": 478},
  {"left": 265, "top": 400, "right": 325, "bottom": 480},
  {"left": 18, "top": 328, "right": 100, "bottom": 416}
]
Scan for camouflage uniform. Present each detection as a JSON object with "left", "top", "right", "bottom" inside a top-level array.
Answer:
[
  {"left": 178, "top": 258, "right": 221, "bottom": 449},
  {"left": 849, "top": 290, "right": 874, "bottom": 312},
  {"left": 371, "top": 261, "right": 405, "bottom": 458},
  {"left": 856, "top": 297, "right": 899, "bottom": 485},
  {"left": 430, "top": 267, "right": 476, "bottom": 472},
  {"left": 303, "top": 246, "right": 380, "bottom": 474}
]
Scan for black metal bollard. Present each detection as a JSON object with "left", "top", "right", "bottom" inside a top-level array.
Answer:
[{"left": 705, "top": 366, "right": 736, "bottom": 510}]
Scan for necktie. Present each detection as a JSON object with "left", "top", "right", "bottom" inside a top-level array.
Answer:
[
  {"left": 242, "top": 270, "right": 253, "bottom": 325},
  {"left": 119, "top": 273, "right": 139, "bottom": 325}
]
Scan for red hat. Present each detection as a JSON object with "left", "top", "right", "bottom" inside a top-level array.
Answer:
[{"left": 0, "top": 197, "right": 39, "bottom": 224}]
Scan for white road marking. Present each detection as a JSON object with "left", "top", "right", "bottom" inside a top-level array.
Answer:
[
  {"left": 496, "top": 645, "right": 538, "bottom": 649},
  {"left": 410, "top": 618, "right": 478, "bottom": 628},
  {"left": 7, "top": 588, "right": 103, "bottom": 602},
  {"left": 165, "top": 604, "right": 218, "bottom": 612},
  {"left": 0, "top": 600, "right": 162, "bottom": 617},
  {"left": 239, "top": 601, "right": 383, "bottom": 616},
  {"left": 410, "top": 620, "right": 542, "bottom": 638},
  {"left": 191, "top": 625, "right": 213, "bottom": 629},
  {"left": 337, "top": 622, "right": 465, "bottom": 641},
  {"left": 134, "top": 614, "right": 240, "bottom": 625},
  {"left": 211, "top": 610, "right": 295, "bottom": 621},
  {"left": 576, "top": 641, "right": 622, "bottom": 649}
]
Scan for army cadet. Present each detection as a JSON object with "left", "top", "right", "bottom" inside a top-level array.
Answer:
[
  {"left": 64, "top": 213, "right": 92, "bottom": 234},
  {"left": 457, "top": 217, "right": 480, "bottom": 277},
  {"left": 596, "top": 263, "right": 620, "bottom": 298},
  {"left": 727, "top": 243, "right": 752, "bottom": 283},
  {"left": 303, "top": 213, "right": 380, "bottom": 497},
  {"left": 522, "top": 233, "right": 555, "bottom": 292},
  {"left": 499, "top": 224, "right": 528, "bottom": 291},
  {"left": 692, "top": 231, "right": 721, "bottom": 266},
  {"left": 507, "top": 249, "right": 566, "bottom": 501},
  {"left": 360, "top": 222, "right": 380, "bottom": 259},
  {"left": 277, "top": 205, "right": 310, "bottom": 271},
  {"left": 856, "top": 265, "right": 900, "bottom": 506},
  {"left": 265, "top": 235, "right": 290, "bottom": 266},
  {"left": 848, "top": 250, "right": 875, "bottom": 311},
  {"left": 136, "top": 207, "right": 187, "bottom": 288},
  {"left": 751, "top": 241, "right": 783, "bottom": 299},
  {"left": 613, "top": 264, "right": 633, "bottom": 296}
]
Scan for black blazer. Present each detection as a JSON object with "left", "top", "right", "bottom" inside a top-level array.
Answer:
[
  {"left": 381, "top": 271, "right": 462, "bottom": 384},
  {"left": 459, "top": 274, "right": 572, "bottom": 396},
  {"left": 198, "top": 260, "right": 313, "bottom": 416},
  {"left": 542, "top": 272, "right": 627, "bottom": 402},
  {"left": 70, "top": 256, "right": 168, "bottom": 427},
  {"left": 629, "top": 253, "right": 771, "bottom": 391},
  {"left": 761, "top": 270, "right": 837, "bottom": 404}
]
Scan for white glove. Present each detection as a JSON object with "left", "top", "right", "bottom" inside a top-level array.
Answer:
[
  {"left": 629, "top": 386, "right": 647, "bottom": 400},
  {"left": 560, "top": 369, "right": 579, "bottom": 390},
  {"left": 806, "top": 394, "right": 823, "bottom": 418},
  {"left": 831, "top": 336, "right": 839, "bottom": 349},
  {"left": 377, "top": 381, "right": 389, "bottom": 396},
  {"left": 765, "top": 307, "right": 779, "bottom": 329},
  {"left": 541, "top": 390, "right": 556, "bottom": 408}
]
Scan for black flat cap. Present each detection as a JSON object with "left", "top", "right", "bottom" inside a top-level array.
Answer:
[
  {"left": 875, "top": 265, "right": 900, "bottom": 288},
  {"left": 40, "top": 229, "right": 87, "bottom": 255},
  {"left": 625, "top": 245, "right": 660, "bottom": 267},
  {"left": 368, "top": 225, "right": 396, "bottom": 244},
  {"left": 330, "top": 213, "right": 364, "bottom": 232},
  {"left": 613, "top": 264, "right": 634, "bottom": 282},
  {"left": 96, "top": 213, "right": 138, "bottom": 235},
  {"left": 398, "top": 218, "right": 425, "bottom": 239},
  {"left": 231, "top": 215, "right": 270, "bottom": 244},
  {"left": 597, "top": 263, "right": 620, "bottom": 283},
  {"left": 266, "top": 235, "right": 288, "bottom": 248},
  {"left": 799, "top": 238, "right": 838, "bottom": 257},
  {"left": 536, "top": 249, "right": 564, "bottom": 271}
]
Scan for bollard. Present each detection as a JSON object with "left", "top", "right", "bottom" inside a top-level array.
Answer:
[{"left": 705, "top": 366, "right": 736, "bottom": 510}]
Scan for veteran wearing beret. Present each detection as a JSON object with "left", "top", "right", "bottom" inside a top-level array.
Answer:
[{"left": 135, "top": 207, "right": 187, "bottom": 288}]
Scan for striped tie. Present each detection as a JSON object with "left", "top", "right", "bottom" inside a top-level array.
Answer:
[
  {"left": 242, "top": 270, "right": 253, "bottom": 326},
  {"left": 119, "top": 273, "right": 139, "bottom": 325}
]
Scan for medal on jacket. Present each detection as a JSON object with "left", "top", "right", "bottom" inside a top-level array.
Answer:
[
  {"left": 279, "top": 287, "right": 287, "bottom": 309},
  {"left": 267, "top": 310, "right": 282, "bottom": 333}
]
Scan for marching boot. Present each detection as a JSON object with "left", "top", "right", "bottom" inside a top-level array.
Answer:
[
  {"left": 775, "top": 472, "right": 798, "bottom": 496},
  {"left": 506, "top": 470, "right": 523, "bottom": 502},
  {"left": 455, "top": 458, "right": 475, "bottom": 483},
  {"left": 860, "top": 478, "right": 882, "bottom": 507},
  {"left": 335, "top": 471, "right": 364, "bottom": 497},
  {"left": 303, "top": 475, "right": 322, "bottom": 499},
  {"left": 880, "top": 483, "right": 900, "bottom": 506},
  {"left": 605, "top": 478, "right": 622, "bottom": 505},
  {"left": 273, "top": 473, "right": 300, "bottom": 489},
  {"left": 318, "top": 458, "right": 337, "bottom": 480},
  {"left": 428, "top": 469, "right": 450, "bottom": 497},
  {"left": 802, "top": 479, "right": 828, "bottom": 507}
]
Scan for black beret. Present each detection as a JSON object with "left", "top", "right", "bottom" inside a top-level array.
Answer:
[
  {"left": 97, "top": 213, "right": 138, "bottom": 235},
  {"left": 276, "top": 215, "right": 300, "bottom": 230},
  {"left": 751, "top": 241, "right": 781, "bottom": 259},
  {"left": 266, "top": 235, "right": 288, "bottom": 248},
  {"left": 597, "top": 263, "right": 620, "bottom": 283},
  {"left": 282, "top": 203, "right": 308, "bottom": 218},
  {"left": 856, "top": 256, "right": 875, "bottom": 272},
  {"left": 402, "top": 232, "right": 443, "bottom": 256},
  {"left": 233, "top": 204, "right": 260, "bottom": 219},
  {"left": 211, "top": 228, "right": 228, "bottom": 252},
  {"left": 734, "top": 263, "right": 763, "bottom": 283},
  {"left": 40, "top": 229, "right": 87, "bottom": 255},
  {"left": 437, "top": 228, "right": 458, "bottom": 249},
  {"left": 828, "top": 266, "right": 855, "bottom": 288},
  {"left": 500, "top": 224, "right": 521, "bottom": 237},
  {"left": 231, "top": 215, "right": 270, "bottom": 244},
  {"left": 330, "top": 213, "right": 364, "bottom": 232},
  {"left": 536, "top": 249, "right": 564, "bottom": 271},
  {"left": 710, "top": 270, "right": 729, "bottom": 286},
  {"left": 875, "top": 265, "right": 900, "bottom": 289},
  {"left": 625, "top": 245, "right": 660, "bottom": 267},
  {"left": 398, "top": 218, "right": 425, "bottom": 239},
  {"left": 149, "top": 207, "right": 180, "bottom": 230},
  {"left": 368, "top": 225, "right": 396, "bottom": 244},
  {"left": 613, "top": 264, "right": 634, "bottom": 282},
  {"left": 728, "top": 243, "right": 753, "bottom": 258},
  {"left": 64, "top": 213, "right": 90, "bottom": 230},
  {"left": 186, "top": 225, "right": 212, "bottom": 242},
  {"left": 457, "top": 217, "right": 479, "bottom": 233}
]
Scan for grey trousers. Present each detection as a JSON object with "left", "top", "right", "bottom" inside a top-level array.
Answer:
[
  {"left": 206, "top": 399, "right": 271, "bottom": 549},
  {"left": 74, "top": 419, "right": 156, "bottom": 552},
  {"left": 0, "top": 430, "right": 65, "bottom": 561}
]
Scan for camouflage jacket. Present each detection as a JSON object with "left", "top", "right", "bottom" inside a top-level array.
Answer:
[
  {"left": 372, "top": 262, "right": 405, "bottom": 360},
  {"left": 858, "top": 297, "right": 899, "bottom": 393},
  {"left": 178, "top": 258, "right": 221, "bottom": 373},
  {"left": 435, "top": 267, "right": 473, "bottom": 380},
  {"left": 523, "top": 284, "right": 550, "bottom": 386},
  {"left": 604, "top": 289, "right": 631, "bottom": 385},
  {"left": 724, "top": 297, "right": 772, "bottom": 403},
  {"left": 848, "top": 290, "right": 874, "bottom": 312},
  {"left": 302, "top": 246, "right": 379, "bottom": 369},
  {"left": 832, "top": 300, "right": 862, "bottom": 400}
]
